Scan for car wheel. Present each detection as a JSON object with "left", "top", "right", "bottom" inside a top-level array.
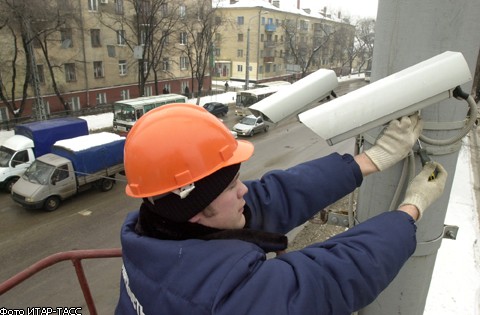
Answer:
[
  {"left": 100, "top": 178, "right": 115, "bottom": 192},
  {"left": 264, "top": 125, "right": 269, "bottom": 133},
  {"left": 44, "top": 196, "right": 61, "bottom": 212},
  {"left": 5, "top": 177, "right": 19, "bottom": 193},
  {"left": 249, "top": 130, "right": 254, "bottom": 137}
]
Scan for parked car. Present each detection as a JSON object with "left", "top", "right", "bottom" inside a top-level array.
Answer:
[
  {"left": 203, "top": 102, "right": 229, "bottom": 117},
  {"left": 232, "top": 115, "right": 269, "bottom": 137}
]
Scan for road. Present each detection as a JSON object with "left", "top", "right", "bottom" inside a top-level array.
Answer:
[{"left": 0, "top": 79, "right": 367, "bottom": 312}]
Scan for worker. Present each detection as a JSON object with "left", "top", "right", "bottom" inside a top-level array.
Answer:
[{"left": 116, "top": 103, "right": 447, "bottom": 315}]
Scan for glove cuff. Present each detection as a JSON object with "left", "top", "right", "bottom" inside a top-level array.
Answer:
[
  {"left": 364, "top": 146, "right": 396, "bottom": 171},
  {"left": 399, "top": 194, "right": 426, "bottom": 220}
]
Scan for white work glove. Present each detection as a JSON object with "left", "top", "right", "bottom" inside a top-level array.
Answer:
[
  {"left": 365, "top": 114, "right": 423, "bottom": 171},
  {"left": 399, "top": 162, "right": 447, "bottom": 220}
]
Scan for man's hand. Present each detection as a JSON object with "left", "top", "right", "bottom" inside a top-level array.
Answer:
[
  {"left": 365, "top": 114, "right": 423, "bottom": 171},
  {"left": 399, "top": 162, "right": 447, "bottom": 220}
]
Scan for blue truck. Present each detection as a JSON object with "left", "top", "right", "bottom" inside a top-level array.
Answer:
[
  {"left": 0, "top": 117, "right": 89, "bottom": 192},
  {"left": 11, "top": 132, "right": 125, "bottom": 211}
]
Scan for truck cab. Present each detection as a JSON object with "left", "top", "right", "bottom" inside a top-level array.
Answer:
[
  {"left": 0, "top": 135, "right": 35, "bottom": 192},
  {"left": 11, "top": 154, "right": 77, "bottom": 211}
]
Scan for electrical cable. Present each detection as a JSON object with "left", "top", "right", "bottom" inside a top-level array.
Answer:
[{"left": 419, "top": 94, "right": 478, "bottom": 146}]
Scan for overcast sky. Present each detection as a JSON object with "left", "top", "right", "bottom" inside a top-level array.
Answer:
[{"left": 293, "top": 0, "right": 379, "bottom": 19}]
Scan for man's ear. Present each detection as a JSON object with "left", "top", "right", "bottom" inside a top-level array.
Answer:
[{"left": 188, "top": 212, "right": 202, "bottom": 224}]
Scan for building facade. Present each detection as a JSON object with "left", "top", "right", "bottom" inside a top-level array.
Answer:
[
  {"left": 0, "top": 0, "right": 212, "bottom": 122},
  {"left": 213, "top": 0, "right": 355, "bottom": 86}
]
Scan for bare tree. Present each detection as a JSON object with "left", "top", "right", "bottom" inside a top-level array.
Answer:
[
  {"left": 328, "top": 23, "right": 356, "bottom": 76},
  {"left": 0, "top": 0, "right": 80, "bottom": 119},
  {"left": 176, "top": 0, "right": 224, "bottom": 104},
  {"left": 282, "top": 16, "right": 338, "bottom": 78},
  {"left": 98, "top": 0, "right": 181, "bottom": 96},
  {"left": 354, "top": 18, "right": 375, "bottom": 73}
]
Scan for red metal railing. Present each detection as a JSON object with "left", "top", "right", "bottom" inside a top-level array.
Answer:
[{"left": 0, "top": 248, "right": 122, "bottom": 315}]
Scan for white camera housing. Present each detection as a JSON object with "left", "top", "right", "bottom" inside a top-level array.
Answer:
[
  {"left": 298, "top": 51, "right": 472, "bottom": 145},
  {"left": 248, "top": 69, "right": 338, "bottom": 123}
]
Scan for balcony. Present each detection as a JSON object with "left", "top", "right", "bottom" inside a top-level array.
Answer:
[
  {"left": 265, "top": 24, "right": 277, "bottom": 32},
  {"left": 264, "top": 41, "right": 276, "bottom": 48},
  {"left": 263, "top": 56, "right": 275, "bottom": 63}
]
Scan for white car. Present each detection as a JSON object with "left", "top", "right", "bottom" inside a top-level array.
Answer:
[{"left": 232, "top": 115, "right": 269, "bottom": 137}]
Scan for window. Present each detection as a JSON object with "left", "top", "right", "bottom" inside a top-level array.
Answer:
[
  {"left": 93, "top": 61, "right": 104, "bottom": 78},
  {"left": 60, "top": 28, "right": 73, "bottom": 48},
  {"left": 237, "top": 34, "right": 243, "bottom": 42},
  {"left": 0, "top": 107, "right": 8, "bottom": 122},
  {"left": 45, "top": 101, "right": 52, "bottom": 115},
  {"left": 261, "top": 17, "right": 266, "bottom": 25},
  {"left": 180, "top": 56, "right": 189, "bottom": 70},
  {"left": 139, "top": 0, "right": 151, "bottom": 16},
  {"left": 144, "top": 86, "right": 152, "bottom": 96},
  {"left": 268, "top": 18, "right": 273, "bottom": 25},
  {"left": 237, "top": 65, "right": 243, "bottom": 72},
  {"left": 179, "top": 32, "right": 187, "bottom": 45},
  {"left": 197, "top": 7, "right": 204, "bottom": 20},
  {"left": 237, "top": 50, "right": 243, "bottom": 57},
  {"left": 181, "top": 82, "right": 189, "bottom": 95},
  {"left": 179, "top": 5, "right": 186, "bottom": 18},
  {"left": 96, "top": 92, "right": 107, "bottom": 105},
  {"left": 215, "top": 48, "right": 220, "bottom": 56},
  {"left": 65, "top": 63, "right": 76, "bottom": 82},
  {"left": 237, "top": 16, "right": 244, "bottom": 25},
  {"left": 120, "top": 89, "right": 130, "bottom": 100},
  {"left": 52, "top": 165, "right": 69, "bottom": 182},
  {"left": 13, "top": 150, "right": 29, "bottom": 166},
  {"left": 88, "top": 0, "right": 98, "bottom": 11},
  {"left": 215, "top": 33, "right": 221, "bottom": 42},
  {"left": 91, "top": 29, "right": 101, "bottom": 47},
  {"left": 161, "top": 58, "right": 170, "bottom": 71},
  {"left": 163, "top": 84, "right": 171, "bottom": 93},
  {"left": 70, "top": 96, "right": 81, "bottom": 111},
  {"left": 115, "top": 0, "right": 124, "bottom": 14},
  {"left": 143, "top": 61, "right": 149, "bottom": 75},
  {"left": 162, "top": 31, "right": 170, "bottom": 45},
  {"left": 140, "top": 27, "right": 148, "bottom": 45},
  {"left": 117, "top": 30, "right": 126, "bottom": 45},
  {"left": 160, "top": 3, "right": 168, "bottom": 17},
  {"left": 107, "top": 45, "right": 116, "bottom": 57},
  {"left": 37, "top": 65, "right": 45, "bottom": 84},
  {"left": 119, "top": 60, "right": 127, "bottom": 75}
]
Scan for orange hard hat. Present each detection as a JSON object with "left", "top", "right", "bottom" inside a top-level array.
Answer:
[{"left": 124, "top": 103, "right": 254, "bottom": 198}]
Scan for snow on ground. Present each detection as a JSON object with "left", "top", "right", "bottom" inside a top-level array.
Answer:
[{"left": 1, "top": 74, "right": 478, "bottom": 313}]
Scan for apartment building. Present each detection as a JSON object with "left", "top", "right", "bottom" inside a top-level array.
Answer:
[
  {"left": 213, "top": 0, "right": 355, "bottom": 86},
  {"left": 0, "top": 0, "right": 211, "bottom": 121}
]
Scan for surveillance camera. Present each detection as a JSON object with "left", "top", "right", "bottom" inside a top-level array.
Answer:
[
  {"left": 298, "top": 51, "right": 473, "bottom": 145},
  {"left": 248, "top": 69, "right": 338, "bottom": 123}
]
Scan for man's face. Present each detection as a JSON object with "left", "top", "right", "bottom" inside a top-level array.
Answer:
[{"left": 188, "top": 173, "right": 248, "bottom": 229}]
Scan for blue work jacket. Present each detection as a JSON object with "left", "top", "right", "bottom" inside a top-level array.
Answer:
[{"left": 116, "top": 153, "right": 417, "bottom": 314}]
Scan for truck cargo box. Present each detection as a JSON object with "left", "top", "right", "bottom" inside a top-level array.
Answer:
[
  {"left": 14, "top": 117, "right": 89, "bottom": 157},
  {"left": 51, "top": 132, "right": 125, "bottom": 176}
]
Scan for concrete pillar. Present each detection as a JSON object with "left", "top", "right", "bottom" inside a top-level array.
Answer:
[{"left": 357, "top": 0, "right": 480, "bottom": 314}]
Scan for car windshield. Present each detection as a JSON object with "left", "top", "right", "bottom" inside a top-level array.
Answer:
[
  {"left": 0, "top": 146, "right": 14, "bottom": 167},
  {"left": 204, "top": 103, "right": 215, "bottom": 111},
  {"left": 23, "top": 160, "right": 55, "bottom": 185},
  {"left": 240, "top": 117, "right": 256, "bottom": 125}
]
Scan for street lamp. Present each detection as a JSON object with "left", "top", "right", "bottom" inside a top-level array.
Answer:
[{"left": 245, "top": 10, "right": 268, "bottom": 90}]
